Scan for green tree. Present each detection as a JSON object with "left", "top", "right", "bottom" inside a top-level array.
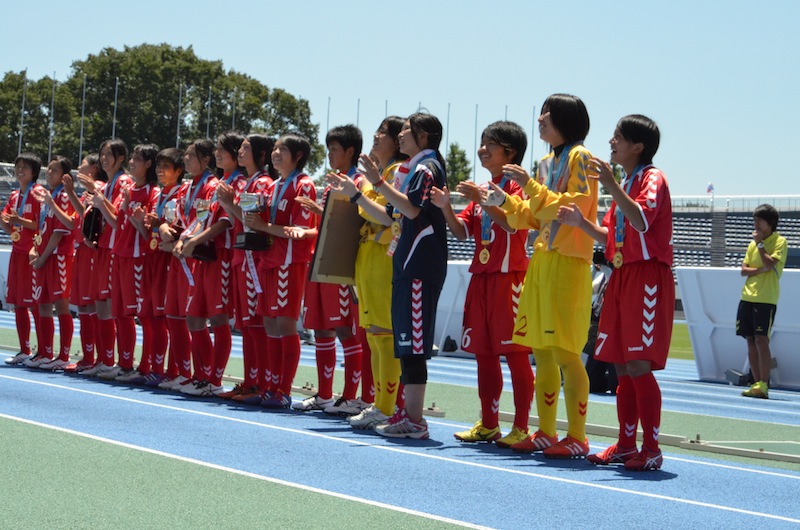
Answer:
[
  {"left": 445, "top": 142, "right": 471, "bottom": 190},
  {"left": 0, "top": 44, "right": 323, "bottom": 171}
]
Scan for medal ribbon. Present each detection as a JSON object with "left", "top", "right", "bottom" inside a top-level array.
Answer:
[
  {"left": 14, "top": 182, "right": 33, "bottom": 230},
  {"left": 184, "top": 170, "right": 213, "bottom": 219},
  {"left": 269, "top": 169, "right": 300, "bottom": 223},
  {"left": 39, "top": 185, "right": 64, "bottom": 234},
  {"left": 480, "top": 176, "right": 507, "bottom": 243},
  {"left": 544, "top": 144, "right": 573, "bottom": 190},
  {"left": 614, "top": 165, "right": 643, "bottom": 250},
  {"left": 104, "top": 170, "right": 124, "bottom": 200}
]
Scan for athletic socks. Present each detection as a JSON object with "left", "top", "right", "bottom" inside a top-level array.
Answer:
[
  {"left": 266, "top": 335, "right": 283, "bottom": 392},
  {"left": 341, "top": 336, "right": 363, "bottom": 400},
  {"left": 78, "top": 313, "right": 96, "bottom": 365},
  {"left": 38, "top": 315, "right": 54, "bottom": 359},
  {"left": 116, "top": 316, "right": 137, "bottom": 370},
  {"left": 57, "top": 312, "right": 73, "bottom": 362},
  {"left": 616, "top": 375, "right": 638, "bottom": 448},
  {"left": 358, "top": 330, "right": 375, "bottom": 404},
  {"left": 532, "top": 349, "right": 560, "bottom": 437},
  {"left": 506, "top": 351, "right": 535, "bottom": 432},
  {"left": 166, "top": 317, "right": 191, "bottom": 378},
  {"left": 15, "top": 307, "right": 31, "bottom": 354},
  {"left": 96, "top": 318, "right": 116, "bottom": 366},
  {"left": 278, "top": 334, "right": 301, "bottom": 395},
  {"left": 148, "top": 317, "right": 168, "bottom": 375},
  {"left": 368, "top": 332, "right": 400, "bottom": 416},
  {"left": 632, "top": 372, "right": 662, "bottom": 452},
  {"left": 190, "top": 328, "right": 213, "bottom": 380},
  {"left": 553, "top": 347, "right": 589, "bottom": 441},
  {"left": 314, "top": 335, "right": 337, "bottom": 399},
  {"left": 476, "top": 355, "right": 503, "bottom": 430},
  {"left": 211, "top": 323, "right": 232, "bottom": 386}
]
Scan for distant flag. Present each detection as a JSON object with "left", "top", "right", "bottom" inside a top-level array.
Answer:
[{"left": 707, "top": 182, "right": 714, "bottom": 194}]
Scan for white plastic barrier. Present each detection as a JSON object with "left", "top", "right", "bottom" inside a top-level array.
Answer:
[
  {"left": 435, "top": 261, "right": 471, "bottom": 352},
  {"left": 676, "top": 266, "right": 800, "bottom": 390}
]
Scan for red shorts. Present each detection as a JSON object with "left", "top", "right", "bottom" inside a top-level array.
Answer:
[
  {"left": 6, "top": 249, "right": 35, "bottom": 307},
  {"left": 257, "top": 262, "right": 307, "bottom": 320},
  {"left": 92, "top": 247, "right": 114, "bottom": 301},
  {"left": 165, "top": 255, "right": 191, "bottom": 317},
  {"left": 70, "top": 244, "right": 96, "bottom": 306},
  {"left": 233, "top": 258, "right": 262, "bottom": 329},
  {"left": 186, "top": 248, "right": 233, "bottom": 318},
  {"left": 594, "top": 260, "right": 675, "bottom": 371},
  {"left": 142, "top": 251, "right": 170, "bottom": 317},
  {"left": 112, "top": 255, "right": 145, "bottom": 318},
  {"left": 303, "top": 280, "right": 356, "bottom": 331},
  {"left": 32, "top": 252, "right": 73, "bottom": 304},
  {"left": 461, "top": 271, "right": 530, "bottom": 356}
]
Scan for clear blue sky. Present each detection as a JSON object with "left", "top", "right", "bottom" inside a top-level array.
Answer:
[{"left": 2, "top": 0, "right": 798, "bottom": 196}]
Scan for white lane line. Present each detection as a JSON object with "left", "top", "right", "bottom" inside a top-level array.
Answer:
[
  {"left": 0, "top": 411, "right": 492, "bottom": 530},
  {"left": 2, "top": 373, "right": 800, "bottom": 524}
]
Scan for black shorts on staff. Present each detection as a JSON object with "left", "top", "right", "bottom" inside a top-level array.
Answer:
[{"left": 736, "top": 300, "right": 776, "bottom": 337}]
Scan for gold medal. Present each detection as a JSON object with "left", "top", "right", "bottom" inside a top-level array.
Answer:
[
  {"left": 10, "top": 229, "right": 21, "bottom": 242},
  {"left": 541, "top": 225, "right": 551, "bottom": 244},
  {"left": 34, "top": 234, "right": 42, "bottom": 246},
  {"left": 391, "top": 221, "right": 401, "bottom": 237},
  {"left": 613, "top": 251, "right": 623, "bottom": 269},
  {"left": 150, "top": 237, "right": 159, "bottom": 250},
  {"left": 479, "top": 248, "right": 490, "bottom": 264}
]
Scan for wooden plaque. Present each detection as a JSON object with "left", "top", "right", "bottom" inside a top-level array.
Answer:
[{"left": 309, "top": 191, "right": 364, "bottom": 285}]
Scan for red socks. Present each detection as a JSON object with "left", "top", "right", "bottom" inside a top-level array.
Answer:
[
  {"left": 506, "top": 351, "right": 535, "bottom": 432},
  {"left": 57, "top": 313, "right": 73, "bottom": 361},
  {"left": 96, "top": 318, "right": 116, "bottom": 366},
  {"left": 166, "top": 317, "right": 191, "bottom": 378},
  {"left": 341, "top": 336, "right": 362, "bottom": 400},
  {"left": 38, "top": 316, "right": 54, "bottom": 359},
  {"left": 78, "top": 313, "right": 96, "bottom": 365},
  {"left": 314, "top": 336, "right": 337, "bottom": 399},
  {"left": 278, "top": 334, "right": 301, "bottom": 395},
  {"left": 190, "top": 328, "right": 213, "bottom": 380},
  {"left": 616, "top": 375, "right": 639, "bottom": 448},
  {"left": 116, "top": 316, "right": 136, "bottom": 370},
  {"left": 476, "top": 355, "right": 503, "bottom": 429},
  {"left": 15, "top": 307, "right": 31, "bottom": 354},
  {"left": 632, "top": 372, "right": 662, "bottom": 452},
  {"left": 211, "top": 324, "right": 232, "bottom": 386}
]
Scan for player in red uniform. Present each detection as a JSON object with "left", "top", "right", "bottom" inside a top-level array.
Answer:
[
  {"left": 431, "top": 121, "right": 534, "bottom": 447},
  {"left": 63, "top": 155, "right": 107, "bottom": 372},
  {"left": 79, "top": 139, "right": 132, "bottom": 377},
  {"left": 245, "top": 133, "right": 317, "bottom": 409},
  {"left": 293, "top": 125, "right": 366, "bottom": 415},
  {"left": 28, "top": 156, "right": 77, "bottom": 369},
  {"left": 558, "top": 114, "right": 673, "bottom": 470},
  {"left": 217, "top": 134, "right": 276, "bottom": 402},
  {"left": 1, "top": 153, "right": 45, "bottom": 365},
  {"left": 178, "top": 133, "right": 245, "bottom": 397},
  {"left": 102, "top": 144, "right": 160, "bottom": 381}
]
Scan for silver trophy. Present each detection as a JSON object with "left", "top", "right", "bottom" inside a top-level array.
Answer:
[
  {"left": 189, "top": 198, "right": 216, "bottom": 261},
  {"left": 164, "top": 199, "right": 178, "bottom": 225},
  {"left": 234, "top": 192, "right": 272, "bottom": 250}
]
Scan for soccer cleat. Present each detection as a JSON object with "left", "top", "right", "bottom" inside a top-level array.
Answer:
[
  {"left": 261, "top": 390, "right": 292, "bottom": 409},
  {"left": 143, "top": 373, "right": 165, "bottom": 387},
  {"left": 587, "top": 443, "right": 638, "bottom": 465},
  {"left": 292, "top": 394, "right": 335, "bottom": 411},
  {"left": 742, "top": 381, "right": 769, "bottom": 399},
  {"left": 495, "top": 427, "right": 529, "bottom": 449},
  {"left": 116, "top": 369, "right": 147, "bottom": 383},
  {"left": 39, "top": 358, "right": 70, "bottom": 371},
  {"left": 64, "top": 360, "right": 95, "bottom": 373},
  {"left": 454, "top": 420, "right": 502, "bottom": 443},
  {"left": 23, "top": 354, "right": 52, "bottom": 368},
  {"left": 97, "top": 365, "right": 123, "bottom": 380},
  {"left": 218, "top": 383, "right": 249, "bottom": 400},
  {"left": 511, "top": 429, "right": 559, "bottom": 453},
  {"left": 5, "top": 352, "right": 31, "bottom": 365},
  {"left": 324, "top": 397, "right": 369, "bottom": 415},
  {"left": 80, "top": 362, "right": 109, "bottom": 377},
  {"left": 348, "top": 405, "right": 390, "bottom": 430},
  {"left": 231, "top": 387, "right": 263, "bottom": 404},
  {"left": 375, "top": 416, "right": 429, "bottom": 439},
  {"left": 157, "top": 375, "right": 186, "bottom": 390},
  {"left": 181, "top": 380, "right": 224, "bottom": 397},
  {"left": 543, "top": 435, "right": 590, "bottom": 459},
  {"left": 624, "top": 447, "right": 664, "bottom": 471}
]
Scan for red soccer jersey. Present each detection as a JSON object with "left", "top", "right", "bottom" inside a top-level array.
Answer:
[
  {"left": 457, "top": 177, "right": 529, "bottom": 275},
  {"left": 602, "top": 166, "right": 673, "bottom": 267},
  {"left": 209, "top": 172, "right": 246, "bottom": 250},
  {"left": 232, "top": 171, "right": 273, "bottom": 266},
  {"left": 3, "top": 183, "right": 44, "bottom": 253},
  {"left": 34, "top": 187, "right": 76, "bottom": 256},
  {"left": 98, "top": 172, "right": 133, "bottom": 250},
  {"left": 113, "top": 183, "right": 159, "bottom": 258},
  {"left": 180, "top": 172, "right": 218, "bottom": 235},
  {"left": 258, "top": 173, "right": 317, "bottom": 270}
]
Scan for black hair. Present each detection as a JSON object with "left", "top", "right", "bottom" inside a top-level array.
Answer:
[
  {"left": 216, "top": 131, "right": 246, "bottom": 177},
  {"left": 280, "top": 132, "right": 312, "bottom": 172},
  {"left": 156, "top": 148, "right": 185, "bottom": 182},
  {"left": 753, "top": 204, "right": 780, "bottom": 232},
  {"left": 188, "top": 139, "right": 217, "bottom": 173},
  {"left": 99, "top": 138, "right": 129, "bottom": 165},
  {"left": 84, "top": 153, "right": 108, "bottom": 182},
  {"left": 246, "top": 134, "right": 278, "bottom": 180},
  {"left": 132, "top": 144, "right": 159, "bottom": 184},
  {"left": 482, "top": 121, "right": 528, "bottom": 165},
  {"left": 379, "top": 116, "right": 409, "bottom": 162},
  {"left": 616, "top": 114, "right": 660, "bottom": 166},
  {"left": 326, "top": 124, "right": 363, "bottom": 168},
  {"left": 15, "top": 152, "right": 42, "bottom": 179},
  {"left": 542, "top": 94, "right": 590, "bottom": 145},
  {"left": 50, "top": 155, "right": 73, "bottom": 176},
  {"left": 408, "top": 112, "right": 446, "bottom": 169}
]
